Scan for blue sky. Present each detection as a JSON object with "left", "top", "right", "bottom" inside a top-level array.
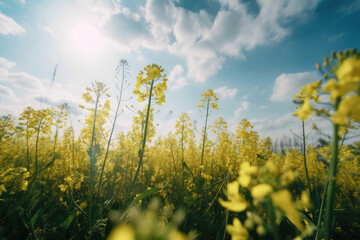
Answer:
[{"left": 0, "top": 0, "right": 360, "bottom": 140}]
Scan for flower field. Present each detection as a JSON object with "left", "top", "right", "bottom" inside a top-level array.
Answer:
[{"left": 1, "top": 50, "right": 360, "bottom": 240}]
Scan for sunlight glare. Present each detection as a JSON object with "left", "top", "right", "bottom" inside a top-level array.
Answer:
[{"left": 72, "top": 22, "right": 105, "bottom": 55}]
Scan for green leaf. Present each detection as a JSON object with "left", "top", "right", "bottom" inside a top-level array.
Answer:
[
  {"left": 125, "top": 178, "right": 171, "bottom": 212},
  {"left": 60, "top": 213, "right": 76, "bottom": 231},
  {"left": 31, "top": 209, "right": 42, "bottom": 225},
  {"left": 183, "top": 161, "right": 195, "bottom": 181}
]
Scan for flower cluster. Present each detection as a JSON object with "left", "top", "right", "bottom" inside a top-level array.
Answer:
[
  {"left": 197, "top": 89, "right": 219, "bottom": 111},
  {"left": 220, "top": 161, "right": 313, "bottom": 240},
  {"left": 133, "top": 64, "right": 168, "bottom": 106},
  {"left": 294, "top": 49, "right": 360, "bottom": 127}
]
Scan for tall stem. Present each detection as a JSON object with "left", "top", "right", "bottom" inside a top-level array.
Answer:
[
  {"left": 199, "top": 100, "right": 210, "bottom": 182},
  {"left": 124, "top": 79, "right": 154, "bottom": 206},
  {"left": 88, "top": 93, "right": 100, "bottom": 219},
  {"left": 302, "top": 120, "right": 312, "bottom": 195},
  {"left": 97, "top": 62, "right": 126, "bottom": 198},
  {"left": 324, "top": 97, "right": 341, "bottom": 240}
]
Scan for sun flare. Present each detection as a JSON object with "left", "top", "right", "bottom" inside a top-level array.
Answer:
[{"left": 71, "top": 22, "right": 105, "bottom": 55}]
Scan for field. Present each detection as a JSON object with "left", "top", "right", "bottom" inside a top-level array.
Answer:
[{"left": 1, "top": 50, "right": 360, "bottom": 240}]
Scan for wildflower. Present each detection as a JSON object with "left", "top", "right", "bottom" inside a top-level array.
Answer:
[
  {"left": 238, "top": 162, "right": 257, "bottom": 187},
  {"left": 272, "top": 190, "right": 305, "bottom": 232},
  {"left": 322, "top": 79, "right": 356, "bottom": 103},
  {"left": 108, "top": 225, "right": 135, "bottom": 240},
  {"left": 300, "top": 191, "right": 311, "bottom": 208},
  {"left": 133, "top": 64, "right": 167, "bottom": 105},
  {"left": 219, "top": 181, "right": 248, "bottom": 212},
  {"left": 226, "top": 218, "right": 249, "bottom": 240},
  {"left": 300, "top": 80, "right": 321, "bottom": 99},
  {"left": 294, "top": 100, "right": 313, "bottom": 121},
  {"left": 332, "top": 96, "right": 360, "bottom": 125},
  {"left": 251, "top": 184, "right": 273, "bottom": 199},
  {"left": 168, "top": 230, "right": 187, "bottom": 240},
  {"left": 336, "top": 57, "right": 360, "bottom": 85},
  {"left": 256, "top": 225, "right": 266, "bottom": 236}
]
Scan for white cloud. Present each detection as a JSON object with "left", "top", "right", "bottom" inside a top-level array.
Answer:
[
  {"left": 270, "top": 71, "right": 320, "bottom": 101},
  {"left": 168, "top": 64, "right": 188, "bottom": 89},
  {"left": 0, "top": 57, "right": 16, "bottom": 69},
  {"left": 233, "top": 101, "right": 250, "bottom": 119},
  {"left": 234, "top": 107, "right": 242, "bottom": 119},
  {"left": 0, "top": 85, "right": 16, "bottom": 98},
  {"left": 44, "top": 26, "right": 56, "bottom": 37},
  {"left": 0, "top": 11, "right": 25, "bottom": 35},
  {"left": 99, "top": 0, "right": 321, "bottom": 83},
  {"left": 0, "top": 67, "right": 82, "bottom": 116},
  {"left": 0, "top": 68, "right": 43, "bottom": 89},
  {"left": 243, "top": 94, "right": 249, "bottom": 99},
  {"left": 215, "top": 86, "right": 239, "bottom": 99}
]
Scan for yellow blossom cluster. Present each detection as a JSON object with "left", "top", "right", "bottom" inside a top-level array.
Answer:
[
  {"left": 294, "top": 50, "right": 360, "bottom": 127},
  {"left": 133, "top": 64, "right": 168, "bottom": 106},
  {"left": 220, "top": 161, "right": 314, "bottom": 239}
]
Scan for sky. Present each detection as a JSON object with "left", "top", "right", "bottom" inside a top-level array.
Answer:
[{"left": 0, "top": 0, "right": 360, "bottom": 142}]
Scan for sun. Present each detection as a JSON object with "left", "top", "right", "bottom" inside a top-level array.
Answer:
[{"left": 71, "top": 22, "right": 105, "bottom": 55}]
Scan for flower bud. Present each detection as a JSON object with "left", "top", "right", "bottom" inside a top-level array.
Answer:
[
  {"left": 336, "top": 53, "right": 343, "bottom": 62},
  {"left": 315, "top": 62, "right": 321, "bottom": 70},
  {"left": 256, "top": 225, "right": 266, "bottom": 236},
  {"left": 244, "top": 219, "right": 255, "bottom": 230},
  {"left": 331, "top": 50, "right": 336, "bottom": 58},
  {"left": 323, "top": 56, "right": 329, "bottom": 67}
]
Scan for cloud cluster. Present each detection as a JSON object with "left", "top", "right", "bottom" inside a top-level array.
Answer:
[
  {"left": 0, "top": 57, "right": 16, "bottom": 69},
  {"left": 90, "top": 0, "right": 321, "bottom": 84},
  {"left": 215, "top": 86, "right": 239, "bottom": 99},
  {"left": 168, "top": 64, "right": 188, "bottom": 89},
  {"left": 233, "top": 101, "right": 250, "bottom": 119},
  {"left": 0, "top": 11, "right": 25, "bottom": 35},
  {"left": 270, "top": 71, "right": 320, "bottom": 101},
  {"left": 0, "top": 57, "right": 81, "bottom": 115}
]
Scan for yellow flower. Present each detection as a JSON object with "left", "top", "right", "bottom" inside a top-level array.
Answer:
[
  {"left": 239, "top": 162, "right": 257, "bottom": 175},
  {"left": 271, "top": 190, "right": 305, "bottom": 232},
  {"left": 238, "top": 175, "right": 251, "bottom": 188},
  {"left": 238, "top": 162, "right": 257, "bottom": 187},
  {"left": 336, "top": 57, "right": 360, "bottom": 84},
  {"left": 226, "top": 218, "right": 249, "bottom": 240},
  {"left": 300, "top": 80, "right": 321, "bottom": 99},
  {"left": 294, "top": 100, "right": 313, "bottom": 121},
  {"left": 108, "top": 225, "right": 135, "bottom": 240},
  {"left": 168, "top": 230, "right": 187, "bottom": 240},
  {"left": 219, "top": 181, "right": 248, "bottom": 212},
  {"left": 251, "top": 184, "right": 273, "bottom": 199},
  {"left": 323, "top": 79, "right": 357, "bottom": 102},
  {"left": 300, "top": 191, "right": 311, "bottom": 208},
  {"left": 332, "top": 95, "right": 360, "bottom": 125}
]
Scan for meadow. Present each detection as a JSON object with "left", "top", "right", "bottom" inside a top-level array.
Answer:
[{"left": 0, "top": 49, "right": 359, "bottom": 240}]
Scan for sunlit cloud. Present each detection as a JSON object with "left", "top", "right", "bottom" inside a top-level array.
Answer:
[
  {"left": 0, "top": 11, "right": 25, "bottom": 35},
  {"left": 215, "top": 86, "right": 239, "bottom": 99}
]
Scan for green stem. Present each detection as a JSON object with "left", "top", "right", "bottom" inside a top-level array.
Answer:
[
  {"left": 123, "top": 79, "right": 154, "bottom": 206},
  {"left": 268, "top": 199, "right": 280, "bottom": 240},
  {"left": 302, "top": 120, "right": 312, "bottom": 195},
  {"left": 88, "top": 93, "right": 100, "bottom": 230},
  {"left": 315, "top": 176, "right": 329, "bottom": 240},
  {"left": 324, "top": 97, "right": 341, "bottom": 240},
  {"left": 97, "top": 62, "right": 125, "bottom": 199}
]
